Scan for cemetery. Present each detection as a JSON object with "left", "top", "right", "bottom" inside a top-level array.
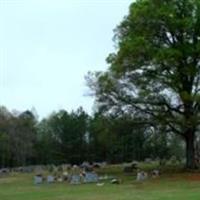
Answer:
[
  {"left": 1, "top": 0, "right": 200, "bottom": 199},
  {"left": 1, "top": 161, "right": 200, "bottom": 200}
]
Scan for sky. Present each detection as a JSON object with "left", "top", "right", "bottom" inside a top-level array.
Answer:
[{"left": 0, "top": 0, "right": 132, "bottom": 118}]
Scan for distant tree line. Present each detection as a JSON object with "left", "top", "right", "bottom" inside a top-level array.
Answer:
[{"left": 0, "top": 106, "right": 184, "bottom": 168}]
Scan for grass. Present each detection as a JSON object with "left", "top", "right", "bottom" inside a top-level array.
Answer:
[{"left": 1, "top": 164, "right": 200, "bottom": 200}]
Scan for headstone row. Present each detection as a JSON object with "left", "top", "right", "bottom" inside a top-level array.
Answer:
[
  {"left": 34, "top": 165, "right": 99, "bottom": 185},
  {"left": 136, "top": 169, "right": 160, "bottom": 181}
]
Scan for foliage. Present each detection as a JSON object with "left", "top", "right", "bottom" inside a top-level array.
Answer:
[
  {"left": 35, "top": 107, "right": 89, "bottom": 164},
  {"left": 0, "top": 107, "right": 37, "bottom": 167},
  {"left": 0, "top": 105, "right": 184, "bottom": 167},
  {"left": 87, "top": 0, "right": 200, "bottom": 169}
]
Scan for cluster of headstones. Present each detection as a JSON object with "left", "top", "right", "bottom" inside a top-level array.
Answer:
[
  {"left": 136, "top": 169, "right": 160, "bottom": 181},
  {"left": 34, "top": 173, "right": 69, "bottom": 184},
  {"left": 34, "top": 163, "right": 100, "bottom": 185}
]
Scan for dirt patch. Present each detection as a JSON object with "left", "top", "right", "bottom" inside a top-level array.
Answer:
[
  {"left": 155, "top": 173, "right": 200, "bottom": 182},
  {"left": 186, "top": 174, "right": 200, "bottom": 181}
]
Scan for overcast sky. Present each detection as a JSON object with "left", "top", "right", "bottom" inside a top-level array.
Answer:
[{"left": 0, "top": 0, "right": 132, "bottom": 118}]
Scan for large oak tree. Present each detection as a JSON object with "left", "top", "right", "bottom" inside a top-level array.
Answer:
[{"left": 87, "top": 0, "right": 200, "bottom": 169}]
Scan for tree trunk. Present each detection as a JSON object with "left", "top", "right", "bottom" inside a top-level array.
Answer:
[{"left": 185, "top": 130, "right": 196, "bottom": 169}]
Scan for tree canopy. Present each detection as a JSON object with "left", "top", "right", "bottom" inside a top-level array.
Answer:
[{"left": 87, "top": 0, "right": 200, "bottom": 169}]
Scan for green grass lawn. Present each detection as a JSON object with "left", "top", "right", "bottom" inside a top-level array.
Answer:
[{"left": 1, "top": 165, "right": 200, "bottom": 200}]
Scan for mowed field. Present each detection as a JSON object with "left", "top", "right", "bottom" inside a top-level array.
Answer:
[{"left": 1, "top": 165, "right": 200, "bottom": 200}]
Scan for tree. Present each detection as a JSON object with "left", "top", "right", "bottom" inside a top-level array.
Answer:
[
  {"left": 87, "top": 0, "right": 200, "bottom": 169},
  {"left": 35, "top": 118, "right": 58, "bottom": 164},
  {"left": 0, "top": 107, "right": 12, "bottom": 167},
  {"left": 36, "top": 108, "right": 89, "bottom": 164},
  {"left": 89, "top": 113, "right": 117, "bottom": 162},
  {"left": 89, "top": 112, "right": 149, "bottom": 163},
  {"left": 10, "top": 110, "right": 37, "bottom": 166},
  {"left": 0, "top": 108, "right": 37, "bottom": 167}
]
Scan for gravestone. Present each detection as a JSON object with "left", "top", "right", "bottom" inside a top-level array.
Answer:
[
  {"left": 63, "top": 171, "right": 69, "bottom": 181},
  {"left": 70, "top": 165, "right": 81, "bottom": 184},
  {"left": 47, "top": 175, "right": 55, "bottom": 183},
  {"left": 27, "top": 166, "right": 34, "bottom": 173},
  {"left": 0, "top": 168, "right": 9, "bottom": 177},
  {"left": 136, "top": 171, "right": 148, "bottom": 181},
  {"left": 34, "top": 175, "right": 43, "bottom": 184},
  {"left": 152, "top": 170, "right": 160, "bottom": 178},
  {"left": 83, "top": 172, "right": 98, "bottom": 183},
  {"left": 81, "top": 161, "right": 90, "bottom": 168},
  {"left": 0, "top": 168, "right": 9, "bottom": 174},
  {"left": 81, "top": 162, "right": 93, "bottom": 172},
  {"left": 34, "top": 165, "right": 43, "bottom": 174},
  {"left": 70, "top": 175, "right": 81, "bottom": 184},
  {"left": 21, "top": 166, "right": 34, "bottom": 173},
  {"left": 57, "top": 176, "right": 63, "bottom": 182}
]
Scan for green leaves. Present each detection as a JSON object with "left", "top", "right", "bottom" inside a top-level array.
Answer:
[{"left": 88, "top": 0, "right": 200, "bottom": 135}]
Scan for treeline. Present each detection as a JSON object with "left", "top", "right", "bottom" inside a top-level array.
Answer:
[{"left": 0, "top": 106, "right": 184, "bottom": 167}]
